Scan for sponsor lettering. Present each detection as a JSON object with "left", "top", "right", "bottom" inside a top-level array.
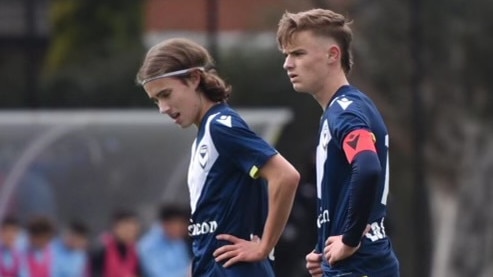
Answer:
[
  {"left": 317, "top": 209, "right": 330, "bottom": 228},
  {"left": 188, "top": 220, "right": 218, "bottom": 237}
]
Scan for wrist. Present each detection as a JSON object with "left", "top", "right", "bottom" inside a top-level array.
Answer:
[
  {"left": 259, "top": 241, "right": 272, "bottom": 258},
  {"left": 341, "top": 233, "right": 361, "bottom": 248}
]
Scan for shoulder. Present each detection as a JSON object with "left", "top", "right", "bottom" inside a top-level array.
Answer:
[
  {"left": 329, "top": 88, "right": 367, "bottom": 113},
  {"left": 328, "top": 88, "right": 374, "bottom": 121},
  {"left": 325, "top": 88, "right": 377, "bottom": 139},
  {"left": 208, "top": 107, "right": 248, "bottom": 132}
]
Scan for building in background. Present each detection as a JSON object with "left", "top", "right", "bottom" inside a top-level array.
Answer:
[
  {"left": 143, "top": 0, "right": 313, "bottom": 51},
  {"left": 0, "top": 0, "right": 50, "bottom": 36},
  {"left": 0, "top": 0, "right": 50, "bottom": 108}
]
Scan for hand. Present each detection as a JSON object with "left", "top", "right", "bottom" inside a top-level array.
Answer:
[
  {"left": 213, "top": 234, "right": 268, "bottom": 267},
  {"left": 324, "top": 224, "right": 371, "bottom": 266},
  {"left": 324, "top": 235, "right": 360, "bottom": 266},
  {"left": 305, "top": 251, "right": 323, "bottom": 277}
]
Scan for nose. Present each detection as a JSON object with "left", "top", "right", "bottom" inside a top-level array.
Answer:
[
  {"left": 158, "top": 101, "right": 170, "bottom": 114},
  {"left": 282, "top": 56, "right": 290, "bottom": 70},
  {"left": 283, "top": 56, "right": 293, "bottom": 71}
]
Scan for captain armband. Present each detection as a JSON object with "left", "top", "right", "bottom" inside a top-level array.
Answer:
[{"left": 342, "top": 129, "right": 377, "bottom": 163}]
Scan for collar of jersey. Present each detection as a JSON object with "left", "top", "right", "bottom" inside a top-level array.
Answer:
[
  {"left": 198, "top": 102, "right": 228, "bottom": 130},
  {"left": 326, "top": 85, "right": 353, "bottom": 110}
]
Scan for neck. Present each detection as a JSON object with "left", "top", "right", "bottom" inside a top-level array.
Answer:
[
  {"left": 313, "top": 71, "right": 349, "bottom": 110},
  {"left": 195, "top": 100, "right": 220, "bottom": 127}
]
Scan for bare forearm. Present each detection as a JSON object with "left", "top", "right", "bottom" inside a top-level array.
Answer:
[{"left": 260, "top": 174, "right": 298, "bottom": 254}]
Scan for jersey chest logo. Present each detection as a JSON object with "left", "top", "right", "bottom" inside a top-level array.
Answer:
[{"left": 198, "top": 144, "right": 208, "bottom": 169}]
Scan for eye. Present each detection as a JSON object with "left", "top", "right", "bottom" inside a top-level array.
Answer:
[
  {"left": 159, "top": 91, "right": 171, "bottom": 99},
  {"left": 293, "top": 51, "right": 304, "bottom": 57},
  {"left": 153, "top": 90, "right": 172, "bottom": 103}
]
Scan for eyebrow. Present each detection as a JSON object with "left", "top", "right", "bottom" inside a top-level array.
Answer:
[
  {"left": 150, "top": 88, "right": 172, "bottom": 100},
  {"left": 283, "top": 48, "right": 304, "bottom": 55},
  {"left": 282, "top": 46, "right": 305, "bottom": 54}
]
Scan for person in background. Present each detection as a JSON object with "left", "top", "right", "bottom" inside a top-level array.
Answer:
[
  {"left": 91, "top": 210, "right": 142, "bottom": 277},
  {"left": 138, "top": 204, "right": 191, "bottom": 277},
  {"left": 0, "top": 216, "right": 22, "bottom": 277},
  {"left": 52, "top": 221, "right": 90, "bottom": 277},
  {"left": 20, "top": 215, "right": 56, "bottom": 277}
]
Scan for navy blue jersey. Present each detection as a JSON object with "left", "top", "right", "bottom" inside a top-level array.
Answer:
[
  {"left": 315, "top": 86, "right": 399, "bottom": 276},
  {"left": 187, "top": 103, "right": 277, "bottom": 277}
]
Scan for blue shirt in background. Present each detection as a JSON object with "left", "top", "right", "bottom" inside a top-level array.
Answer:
[
  {"left": 51, "top": 239, "right": 88, "bottom": 277},
  {"left": 138, "top": 224, "right": 190, "bottom": 277}
]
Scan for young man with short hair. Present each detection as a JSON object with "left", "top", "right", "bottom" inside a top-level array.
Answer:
[{"left": 277, "top": 9, "right": 400, "bottom": 277}]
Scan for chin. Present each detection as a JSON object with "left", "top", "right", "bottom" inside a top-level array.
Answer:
[
  {"left": 292, "top": 84, "right": 308, "bottom": 94},
  {"left": 178, "top": 121, "right": 194, "bottom": 128}
]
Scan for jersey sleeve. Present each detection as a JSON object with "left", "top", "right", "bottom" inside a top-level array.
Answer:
[
  {"left": 329, "top": 96, "right": 382, "bottom": 247},
  {"left": 342, "top": 129, "right": 377, "bottom": 164},
  {"left": 210, "top": 113, "right": 278, "bottom": 179}
]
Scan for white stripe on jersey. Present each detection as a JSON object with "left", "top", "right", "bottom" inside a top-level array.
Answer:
[
  {"left": 188, "top": 113, "right": 220, "bottom": 214},
  {"left": 316, "top": 119, "right": 331, "bottom": 199}
]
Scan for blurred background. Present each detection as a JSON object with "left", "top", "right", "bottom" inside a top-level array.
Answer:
[{"left": 1, "top": 0, "right": 492, "bottom": 276}]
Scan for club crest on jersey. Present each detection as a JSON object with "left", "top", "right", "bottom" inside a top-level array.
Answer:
[
  {"left": 321, "top": 120, "right": 330, "bottom": 150},
  {"left": 198, "top": 144, "right": 208, "bottom": 169}
]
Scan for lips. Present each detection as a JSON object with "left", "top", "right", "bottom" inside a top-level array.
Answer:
[
  {"left": 288, "top": 73, "right": 298, "bottom": 81},
  {"left": 170, "top": 112, "right": 180, "bottom": 120}
]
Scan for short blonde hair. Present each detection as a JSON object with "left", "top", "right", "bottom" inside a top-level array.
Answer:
[{"left": 277, "top": 9, "right": 353, "bottom": 74}]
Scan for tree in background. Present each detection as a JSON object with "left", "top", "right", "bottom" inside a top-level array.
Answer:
[
  {"left": 420, "top": 1, "right": 493, "bottom": 276},
  {"left": 352, "top": 0, "right": 493, "bottom": 276},
  {"left": 41, "top": 0, "right": 148, "bottom": 107}
]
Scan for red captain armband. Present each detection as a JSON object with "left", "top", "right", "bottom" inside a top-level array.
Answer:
[{"left": 343, "top": 129, "right": 377, "bottom": 163}]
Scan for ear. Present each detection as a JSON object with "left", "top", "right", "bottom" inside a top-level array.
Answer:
[
  {"left": 189, "top": 70, "right": 202, "bottom": 90},
  {"left": 327, "top": 44, "right": 341, "bottom": 64}
]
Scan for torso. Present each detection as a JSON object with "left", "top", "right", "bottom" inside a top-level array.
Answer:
[
  {"left": 187, "top": 103, "right": 277, "bottom": 277},
  {"left": 315, "top": 86, "right": 398, "bottom": 274}
]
